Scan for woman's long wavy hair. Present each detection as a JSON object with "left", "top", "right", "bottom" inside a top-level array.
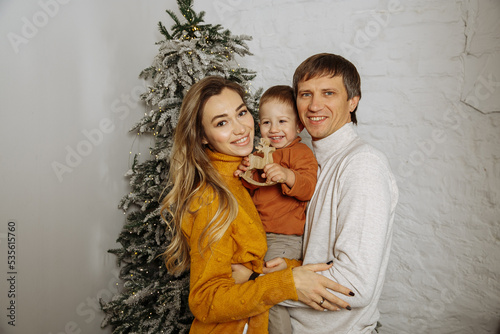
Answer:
[{"left": 161, "top": 76, "right": 246, "bottom": 276}]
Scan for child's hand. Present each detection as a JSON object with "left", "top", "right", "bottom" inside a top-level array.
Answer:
[
  {"left": 233, "top": 156, "right": 250, "bottom": 178},
  {"left": 262, "top": 257, "right": 288, "bottom": 274},
  {"left": 262, "top": 163, "right": 295, "bottom": 187}
]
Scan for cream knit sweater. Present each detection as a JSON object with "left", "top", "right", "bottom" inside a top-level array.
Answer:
[{"left": 287, "top": 123, "right": 399, "bottom": 334}]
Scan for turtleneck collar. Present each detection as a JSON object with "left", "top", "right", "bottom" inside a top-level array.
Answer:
[
  {"left": 205, "top": 147, "right": 243, "bottom": 177},
  {"left": 311, "top": 122, "right": 357, "bottom": 166}
]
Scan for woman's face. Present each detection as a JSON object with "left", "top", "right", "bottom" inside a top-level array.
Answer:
[{"left": 201, "top": 88, "right": 254, "bottom": 157}]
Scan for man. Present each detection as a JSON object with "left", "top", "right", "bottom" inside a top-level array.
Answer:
[{"left": 287, "top": 53, "right": 399, "bottom": 333}]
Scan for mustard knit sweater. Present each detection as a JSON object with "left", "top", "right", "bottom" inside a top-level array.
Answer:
[{"left": 182, "top": 148, "right": 298, "bottom": 334}]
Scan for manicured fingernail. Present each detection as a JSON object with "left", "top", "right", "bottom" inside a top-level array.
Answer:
[
  {"left": 346, "top": 305, "right": 352, "bottom": 311},
  {"left": 326, "top": 260, "right": 333, "bottom": 265},
  {"left": 349, "top": 291, "right": 355, "bottom": 296}
]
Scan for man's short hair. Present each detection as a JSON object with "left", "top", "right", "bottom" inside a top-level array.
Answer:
[{"left": 293, "top": 53, "right": 361, "bottom": 123}]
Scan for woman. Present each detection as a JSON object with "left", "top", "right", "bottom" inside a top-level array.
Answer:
[{"left": 161, "top": 76, "right": 353, "bottom": 333}]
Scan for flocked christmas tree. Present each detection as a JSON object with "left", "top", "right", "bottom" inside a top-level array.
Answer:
[{"left": 100, "top": 1, "right": 261, "bottom": 333}]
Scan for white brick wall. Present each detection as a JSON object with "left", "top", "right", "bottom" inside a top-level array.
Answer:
[{"left": 197, "top": 1, "right": 500, "bottom": 333}]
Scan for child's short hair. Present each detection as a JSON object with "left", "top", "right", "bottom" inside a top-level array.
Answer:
[{"left": 259, "top": 85, "right": 298, "bottom": 116}]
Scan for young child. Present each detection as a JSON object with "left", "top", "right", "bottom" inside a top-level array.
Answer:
[{"left": 237, "top": 85, "right": 318, "bottom": 334}]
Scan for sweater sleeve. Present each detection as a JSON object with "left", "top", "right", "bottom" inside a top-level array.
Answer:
[
  {"left": 284, "top": 258, "right": 302, "bottom": 268},
  {"left": 325, "top": 151, "right": 396, "bottom": 308},
  {"left": 281, "top": 144, "right": 318, "bottom": 201},
  {"left": 185, "top": 197, "right": 298, "bottom": 324}
]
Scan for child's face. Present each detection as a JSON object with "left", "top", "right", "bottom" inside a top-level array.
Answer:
[{"left": 259, "top": 100, "right": 301, "bottom": 149}]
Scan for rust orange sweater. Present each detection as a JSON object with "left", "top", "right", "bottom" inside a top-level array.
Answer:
[
  {"left": 182, "top": 148, "right": 298, "bottom": 334},
  {"left": 243, "top": 137, "right": 318, "bottom": 235}
]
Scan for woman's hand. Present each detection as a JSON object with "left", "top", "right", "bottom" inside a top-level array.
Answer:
[
  {"left": 231, "top": 264, "right": 253, "bottom": 284},
  {"left": 292, "top": 263, "right": 354, "bottom": 312},
  {"left": 233, "top": 156, "right": 250, "bottom": 178}
]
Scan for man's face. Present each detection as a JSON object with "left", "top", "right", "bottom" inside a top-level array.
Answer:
[{"left": 296, "top": 75, "right": 359, "bottom": 141}]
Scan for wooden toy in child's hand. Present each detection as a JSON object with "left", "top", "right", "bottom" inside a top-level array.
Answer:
[{"left": 241, "top": 138, "right": 278, "bottom": 186}]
